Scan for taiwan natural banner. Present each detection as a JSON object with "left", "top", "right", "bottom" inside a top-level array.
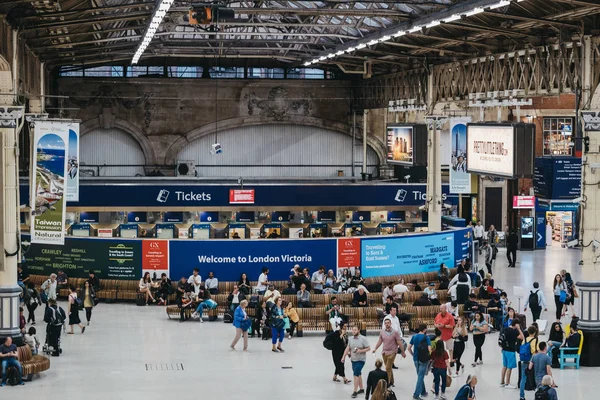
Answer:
[
  {"left": 449, "top": 117, "right": 472, "bottom": 194},
  {"left": 21, "top": 234, "right": 141, "bottom": 280},
  {"left": 30, "top": 121, "right": 70, "bottom": 245}
]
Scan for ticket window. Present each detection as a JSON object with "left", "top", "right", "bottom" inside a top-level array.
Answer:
[
  {"left": 156, "top": 227, "right": 174, "bottom": 239},
  {"left": 230, "top": 227, "right": 246, "bottom": 239}
]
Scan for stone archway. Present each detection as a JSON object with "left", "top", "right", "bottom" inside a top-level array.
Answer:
[
  {"left": 164, "top": 115, "right": 386, "bottom": 166},
  {"left": 80, "top": 115, "right": 156, "bottom": 165}
]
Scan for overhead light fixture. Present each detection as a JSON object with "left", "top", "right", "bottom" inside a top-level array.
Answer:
[
  {"left": 132, "top": 0, "right": 174, "bottom": 64},
  {"left": 392, "top": 30, "right": 406, "bottom": 38},
  {"left": 367, "top": 39, "right": 379, "bottom": 46},
  {"left": 303, "top": 62, "right": 311, "bottom": 66},
  {"left": 443, "top": 14, "right": 461, "bottom": 23},
  {"left": 408, "top": 26, "right": 422, "bottom": 33},
  {"left": 335, "top": 50, "right": 344, "bottom": 56},
  {"left": 356, "top": 43, "right": 367, "bottom": 49},
  {"left": 489, "top": 0, "right": 510, "bottom": 9},
  {"left": 326, "top": 53, "right": 335, "bottom": 59},
  {"left": 318, "top": 56, "right": 327, "bottom": 61},
  {"left": 346, "top": 46, "right": 356, "bottom": 52},
  {"left": 379, "top": 36, "right": 391, "bottom": 42},
  {"left": 425, "top": 20, "right": 441, "bottom": 28},
  {"left": 464, "top": 7, "right": 484, "bottom": 17}
]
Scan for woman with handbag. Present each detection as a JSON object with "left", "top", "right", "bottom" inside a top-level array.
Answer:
[
  {"left": 552, "top": 275, "right": 567, "bottom": 321},
  {"left": 431, "top": 340, "right": 451, "bottom": 399},
  {"left": 563, "top": 272, "right": 577, "bottom": 317},
  {"left": 327, "top": 322, "right": 351, "bottom": 384},
  {"left": 270, "top": 296, "right": 286, "bottom": 353},
  {"left": 230, "top": 299, "right": 250, "bottom": 351},
  {"left": 67, "top": 285, "right": 85, "bottom": 335},
  {"left": 81, "top": 281, "right": 97, "bottom": 326}
]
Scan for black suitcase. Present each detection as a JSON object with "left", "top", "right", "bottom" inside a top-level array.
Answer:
[
  {"left": 224, "top": 311, "right": 233, "bottom": 323},
  {"left": 262, "top": 325, "right": 271, "bottom": 340},
  {"left": 136, "top": 297, "right": 146, "bottom": 306}
]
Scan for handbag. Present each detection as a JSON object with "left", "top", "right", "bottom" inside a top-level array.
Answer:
[
  {"left": 40, "top": 291, "right": 48, "bottom": 304},
  {"left": 573, "top": 287, "right": 579, "bottom": 298},
  {"left": 446, "top": 375, "right": 453, "bottom": 388},
  {"left": 525, "top": 363, "right": 536, "bottom": 391},
  {"left": 283, "top": 317, "right": 290, "bottom": 330}
]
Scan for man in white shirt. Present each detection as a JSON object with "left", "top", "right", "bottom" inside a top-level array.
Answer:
[
  {"left": 524, "top": 281, "right": 548, "bottom": 322},
  {"left": 311, "top": 266, "right": 326, "bottom": 294},
  {"left": 382, "top": 282, "right": 395, "bottom": 304},
  {"left": 256, "top": 268, "right": 269, "bottom": 294},
  {"left": 188, "top": 268, "right": 202, "bottom": 297},
  {"left": 263, "top": 284, "right": 281, "bottom": 305},
  {"left": 205, "top": 271, "right": 219, "bottom": 294},
  {"left": 393, "top": 280, "right": 409, "bottom": 301},
  {"left": 382, "top": 308, "right": 403, "bottom": 337},
  {"left": 41, "top": 274, "right": 58, "bottom": 306},
  {"left": 473, "top": 221, "right": 485, "bottom": 253}
]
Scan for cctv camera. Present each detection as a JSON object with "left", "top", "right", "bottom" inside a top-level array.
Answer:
[
  {"left": 210, "top": 143, "right": 223, "bottom": 155},
  {"left": 593, "top": 240, "right": 600, "bottom": 252},
  {"left": 443, "top": 203, "right": 453, "bottom": 210},
  {"left": 418, "top": 205, "right": 428, "bottom": 211}
]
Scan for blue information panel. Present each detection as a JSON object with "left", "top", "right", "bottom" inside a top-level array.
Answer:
[
  {"left": 534, "top": 157, "right": 581, "bottom": 200},
  {"left": 361, "top": 231, "right": 455, "bottom": 277},
  {"left": 169, "top": 239, "right": 337, "bottom": 281}
]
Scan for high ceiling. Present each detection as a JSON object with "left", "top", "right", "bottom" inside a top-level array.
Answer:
[{"left": 1, "top": 0, "right": 599, "bottom": 75}]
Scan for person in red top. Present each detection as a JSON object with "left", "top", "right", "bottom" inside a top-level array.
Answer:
[
  {"left": 430, "top": 340, "right": 451, "bottom": 399},
  {"left": 434, "top": 304, "right": 456, "bottom": 361}
]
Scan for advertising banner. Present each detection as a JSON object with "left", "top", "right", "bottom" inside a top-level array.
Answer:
[
  {"left": 21, "top": 235, "right": 141, "bottom": 280},
  {"left": 97, "top": 228, "right": 113, "bottom": 238},
  {"left": 229, "top": 189, "right": 255, "bottom": 204},
  {"left": 386, "top": 125, "right": 413, "bottom": 165},
  {"left": 30, "top": 121, "right": 69, "bottom": 245},
  {"left": 466, "top": 125, "right": 514, "bottom": 177},
  {"left": 337, "top": 238, "right": 361, "bottom": 269},
  {"left": 536, "top": 214, "right": 546, "bottom": 249},
  {"left": 450, "top": 117, "right": 472, "bottom": 194},
  {"left": 142, "top": 240, "right": 169, "bottom": 278},
  {"left": 169, "top": 238, "right": 337, "bottom": 281},
  {"left": 66, "top": 124, "right": 79, "bottom": 202},
  {"left": 513, "top": 196, "right": 536, "bottom": 209}
]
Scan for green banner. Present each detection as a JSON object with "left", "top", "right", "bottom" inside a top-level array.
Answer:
[{"left": 22, "top": 235, "right": 141, "bottom": 280}]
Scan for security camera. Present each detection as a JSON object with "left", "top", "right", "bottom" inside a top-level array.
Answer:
[
  {"left": 570, "top": 197, "right": 583, "bottom": 204},
  {"left": 566, "top": 239, "right": 579, "bottom": 248},
  {"left": 593, "top": 240, "right": 600, "bottom": 252},
  {"left": 418, "top": 205, "right": 428, "bottom": 211},
  {"left": 210, "top": 143, "right": 223, "bottom": 155},
  {"left": 443, "top": 203, "right": 453, "bottom": 210}
]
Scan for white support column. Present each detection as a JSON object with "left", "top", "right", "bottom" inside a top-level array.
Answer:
[
  {"left": 426, "top": 117, "right": 446, "bottom": 232},
  {"left": 362, "top": 110, "right": 368, "bottom": 176}
]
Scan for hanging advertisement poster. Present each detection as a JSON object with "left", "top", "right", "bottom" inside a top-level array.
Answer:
[
  {"left": 450, "top": 117, "right": 471, "bottom": 194},
  {"left": 66, "top": 124, "right": 79, "bottom": 201},
  {"left": 30, "top": 121, "right": 69, "bottom": 245}
]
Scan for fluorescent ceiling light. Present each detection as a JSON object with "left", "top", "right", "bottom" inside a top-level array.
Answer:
[
  {"left": 489, "top": 0, "right": 510, "bottom": 9},
  {"left": 408, "top": 26, "right": 422, "bottom": 33},
  {"left": 464, "top": 7, "right": 484, "bottom": 17},
  {"left": 131, "top": 0, "right": 174, "bottom": 64},
  {"left": 379, "top": 36, "right": 391, "bottom": 42},
  {"left": 426, "top": 20, "right": 441, "bottom": 28},
  {"left": 444, "top": 14, "right": 461, "bottom": 23},
  {"left": 326, "top": 53, "right": 335, "bottom": 58},
  {"left": 356, "top": 43, "right": 367, "bottom": 49},
  {"left": 392, "top": 30, "right": 406, "bottom": 38},
  {"left": 303, "top": 62, "right": 311, "bottom": 66},
  {"left": 346, "top": 46, "right": 356, "bottom": 52},
  {"left": 367, "top": 39, "right": 378, "bottom": 46},
  {"left": 318, "top": 56, "right": 327, "bottom": 61},
  {"left": 335, "top": 50, "right": 344, "bottom": 56}
]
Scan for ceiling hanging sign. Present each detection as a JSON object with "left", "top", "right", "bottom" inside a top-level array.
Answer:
[
  {"left": 449, "top": 117, "right": 472, "bottom": 194},
  {"left": 30, "top": 121, "right": 70, "bottom": 245},
  {"left": 66, "top": 124, "right": 80, "bottom": 202},
  {"left": 229, "top": 189, "right": 255, "bottom": 204}
]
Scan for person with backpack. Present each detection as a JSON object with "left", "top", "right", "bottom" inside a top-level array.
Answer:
[
  {"left": 324, "top": 321, "right": 350, "bottom": 384},
  {"left": 454, "top": 375, "right": 477, "bottom": 400},
  {"left": 24, "top": 282, "right": 42, "bottom": 325},
  {"left": 67, "top": 285, "right": 85, "bottom": 334},
  {"left": 408, "top": 323, "right": 432, "bottom": 400},
  {"left": 0, "top": 337, "right": 24, "bottom": 387},
  {"left": 449, "top": 265, "right": 471, "bottom": 305},
  {"left": 524, "top": 282, "right": 548, "bottom": 322},
  {"left": 535, "top": 375, "right": 558, "bottom": 400},
  {"left": 552, "top": 275, "right": 568, "bottom": 321},
  {"left": 519, "top": 326, "right": 540, "bottom": 399},
  {"left": 500, "top": 318, "right": 524, "bottom": 389},
  {"left": 43, "top": 299, "right": 66, "bottom": 356}
]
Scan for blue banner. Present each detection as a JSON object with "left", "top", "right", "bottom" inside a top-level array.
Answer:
[
  {"left": 317, "top": 211, "right": 336, "bottom": 222},
  {"left": 235, "top": 212, "right": 255, "bottom": 223},
  {"left": 387, "top": 211, "right": 406, "bottom": 222},
  {"left": 168, "top": 239, "right": 337, "bottom": 281},
  {"left": 79, "top": 211, "right": 99, "bottom": 223},
  {"left": 534, "top": 157, "right": 581, "bottom": 200},
  {"left": 536, "top": 214, "right": 546, "bottom": 249},
  {"left": 352, "top": 211, "right": 371, "bottom": 222},
  {"left": 200, "top": 212, "right": 218, "bottom": 222},
  {"left": 163, "top": 212, "right": 183, "bottom": 223},
  {"left": 127, "top": 212, "right": 147, "bottom": 223}
]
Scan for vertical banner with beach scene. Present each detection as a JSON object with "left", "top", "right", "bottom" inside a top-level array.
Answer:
[
  {"left": 66, "top": 124, "right": 79, "bottom": 202},
  {"left": 449, "top": 117, "right": 472, "bottom": 194},
  {"left": 30, "top": 121, "right": 69, "bottom": 245}
]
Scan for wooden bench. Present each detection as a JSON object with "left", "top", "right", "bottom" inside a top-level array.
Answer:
[
  {"left": 17, "top": 345, "right": 50, "bottom": 381},
  {"left": 165, "top": 304, "right": 218, "bottom": 321}
]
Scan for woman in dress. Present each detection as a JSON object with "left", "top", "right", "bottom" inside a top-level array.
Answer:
[
  {"left": 139, "top": 272, "right": 157, "bottom": 304},
  {"left": 230, "top": 299, "right": 250, "bottom": 351},
  {"left": 452, "top": 316, "right": 469, "bottom": 377},
  {"left": 238, "top": 273, "right": 251, "bottom": 295},
  {"left": 81, "top": 281, "right": 96, "bottom": 326},
  {"left": 67, "top": 285, "right": 85, "bottom": 334},
  {"left": 270, "top": 296, "right": 286, "bottom": 352},
  {"left": 328, "top": 322, "right": 350, "bottom": 384},
  {"left": 469, "top": 312, "right": 488, "bottom": 366}
]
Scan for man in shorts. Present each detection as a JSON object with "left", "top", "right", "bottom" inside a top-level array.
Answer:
[
  {"left": 342, "top": 325, "right": 371, "bottom": 398},
  {"left": 500, "top": 319, "right": 523, "bottom": 389}
]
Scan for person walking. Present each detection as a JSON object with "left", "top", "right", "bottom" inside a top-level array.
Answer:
[
  {"left": 372, "top": 317, "right": 405, "bottom": 387},
  {"left": 529, "top": 342, "right": 554, "bottom": 388},
  {"left": 500, "top": 319, "right": 523, "bottom": 389},
  {"left": 524, "top": 282, "right": 548, "bottom": 322},
  {"left": 452, "top": 316, "right": 468, "bottom": 378},
  {"left": 371, "top": 380, "right": 396, "bottom": 400},
  {"left": 518, "top": 326, "right": 539, "bottom": 400},
  {"left": 342, "top": 325, "right": 371, "bottom": 398},
  {"left": 24, "top": 283, "right": 41, "bottom": 325},
  {"left": 270, "top": 297, "right": 286, "bottom": 353},
  {"left": 326, "top": 322, "right": 350, "bottom": 384},
  {"left": 408, "top": 323, "right": 432, "bottom": 400},
  {"left": 67, "top": 286, "right": 85, "bottom": 334},
  {"left": 481, "top": 241, "right": 493, "bottom": 275},
  {"left": 365, "top": 359, "right": 389, "bottom": 400},
  {"left": 40, "top": 273, "right": 58, "bottom": 308},
  {"left": 552, "top": 274, "right": 567, "bottom": 321},
  {"left": 506, "top": 230, "right": 519, "bottom": 268},
  {"left": 434, "top": 304, "right": 456, "bottom": 362},
  {"left": 563, "top": 272, "right": 577, "bottom": 317},
  {"left": 454, "top": 375, "right": 477, "bottom": 400},
  {"left": 431, "top": 340, "right": 451, "bottom": 400},
  {"left": 470, "top": 312, "right": 488, "bottom": 366},
  {"left": 474, "top": 221, "right": 484, "bottom": 253},
  {"left": 230, "top": 299, "right": 250, "bottom": 351},
  {"left": 81, "top": 281, "right": 96, "bottom": 326}
]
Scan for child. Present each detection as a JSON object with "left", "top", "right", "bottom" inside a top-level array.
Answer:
[{"left": 24, "top": 327, "right": 40, "bottom": 355}]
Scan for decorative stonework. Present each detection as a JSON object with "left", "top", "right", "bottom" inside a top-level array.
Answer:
[
  {"left": 65, "top": 85, "right": 150, "bottom": 110},
  {"left": 0, "top": 106, "right": 24, "bottom": 128},
  {"left": 582, "top": 111, "right": 600, "bottom": 132},
  {"left": 244, "top": 87, "right": 311, "bottom": 121}
]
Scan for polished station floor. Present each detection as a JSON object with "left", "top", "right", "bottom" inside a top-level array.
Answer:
[{"left": 10, "top": 246, "right": 594, "bottom": 399}]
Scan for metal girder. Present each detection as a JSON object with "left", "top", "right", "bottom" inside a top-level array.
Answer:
[
  {"left": 32, "top": 35, "right": 141, "bottom": 50},
  {"left": 28, "top": 25, "right": 146, "bottom": 42},
  {"left": 409, "top": 33, "right": 497, "bottom": 50},
  {"left": 446, "top": 21, "right": 536, "bottom": 38},
  {"left": 37, "top": 42, "right": 139, "bottom": 58},
  {"left": 482, "top": 10, "right": 580, "bottom": 28},
  {"left": 355, "top": 67, "right": 429, "bottom": 109},
  {"left": 21, "top": 11, "right": 150, "bottom": 32},
  {"left": 19, "top": 1, "right": 154, "bottom": 21},
  {"left": 171, "top": 7, "right": 410, "bottom": 17},
  {"left": 382, "top": 40, "right": 473, "bottom": 57}
]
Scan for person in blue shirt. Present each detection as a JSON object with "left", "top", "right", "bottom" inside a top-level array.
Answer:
[
  {"left": 408, "top": 324, "right": 432, "bottom": 400},
  {"left": 0, "top": 337, "right": 24, "bottom": 386},
  {"left": 230, "top": 299, "right": 250, "bottom": 351},
  {"left": 454, "top": 375, "right": 477, "bottom": 400}
]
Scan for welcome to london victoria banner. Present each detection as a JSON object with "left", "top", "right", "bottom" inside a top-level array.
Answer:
[{"left": 30, "top": 121, "right": 72, "bottom": 245}]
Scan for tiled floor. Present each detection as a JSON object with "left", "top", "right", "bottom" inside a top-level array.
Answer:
[{"left": 6, "top": 245, "right": 592, "bottom": 399}]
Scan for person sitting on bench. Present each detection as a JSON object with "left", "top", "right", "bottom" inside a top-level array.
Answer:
[
  {"left": 297, "top": 283, "right": 314, "bottom": 308},
  {"left": 0, "top": 337, "right": 24, "bottom": 386},
  {"left": 352, "top": 286, "right": 368, "bottom": 307}
]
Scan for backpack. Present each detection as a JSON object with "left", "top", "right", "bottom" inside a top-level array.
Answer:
[
  {"left": 386, "top": 389, "right": 398, "bottom": 400},
  {"left": 323, "top": 332, "right": 335, "bottom": 350},
  {"left": 417, "top": 336, "right": 430, "bottom": 363},
  {"left": 249, "top": 295, "right": 259, "bottom": 309},
  {"left": 223, "top": 311, "right": 233, "bottom": 323},
  {"left": 528, "top": 290, "right": 540, "bottom": 309},
  {"left": 535, "top": 386, "right": 551, "bottom": 400},
  {"left": 458, "top": 273, "right": 469, "bottom": 283},
  {"left": 6, "top": 365, "right": 19, "bottom": 386},
  {"left": 498, "top": 329, "right": 506, "bottom": 348},
  {"left": 50, "top": 307, "right": 64, "bottom": 326},
  {"left": 519, "top": 337, "right": 537, "bottom": 362}
]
